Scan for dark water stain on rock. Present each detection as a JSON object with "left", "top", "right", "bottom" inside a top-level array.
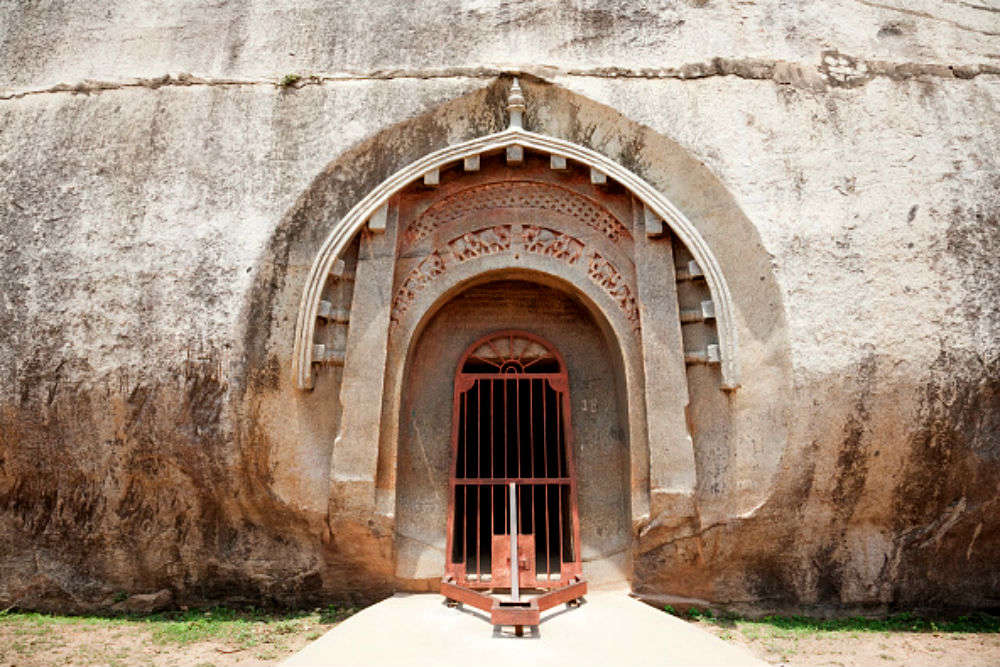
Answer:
[
  {"left": 804, "top": 353, "right": 878, "bottom": 605},
  {"left": 887, "top": 347, "right": 1000, "bottom": 608},
  {"left": 0, "top": 346, "right": 338, "bottom": 612},
  {"left": 879, "top": 197, "right": 1000, "bottom": 607}
]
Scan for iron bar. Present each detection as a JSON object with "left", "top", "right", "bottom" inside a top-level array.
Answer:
[
  {"left": 529, "top": 378, "right": 535, "bottom": 479},
  {"left": 462, "top": 390, "right": 468, "bottom": 567},
  {"left": 556, "top": 391, "right": 563, "bottom": 571},
  {"left": 476, "top": 482, "right": 481, "bottom": 578},
  {"left": 503, "top": 375, "right": 508, "bottom": 480},
  {"left": 509, "top": 482, "right": 519, "bottom": 602},
  {"left": 503, "top": 378, "right": 509, "bottom": 534},
  {"left": 514, "top": 376, "right": 520, "bottom": 479},
  {"left": 489, "top": 378, "right": 495, "bottom": 566},
  {"left": 542, "top": 379, "right": 550, "bottom": 577}
]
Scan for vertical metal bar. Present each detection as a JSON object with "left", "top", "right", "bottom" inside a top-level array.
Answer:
[
  {"left": 542, "top": 380, "right": 550, "bottom": 577},
  {"left": 529, "top": 378, "right": 535, "bottom": 479},
  {"left": 475, "top": 478, "right": 481, "bottom": 577},
  {"left": 462, "top": 388, "right": 468, "bottom": 479},
  {"left": 509, "top": 482, "right": 519, "bottom": 602},
  {"left": 477, "top": 377, "right": 483, "bottom": 479},
  {"left": 490, "top": 379, "right": 495, "bottom": 479},
  {"left": 503, "top": 377, "right": 509, "bottom": 532},
  {"left": 515, "top": 376, "right": 521, "bottom": 480},
  {"left": 446, "top": 372, "right": 464, "bottom": 582},
  {"left": 476, "top": 381, "right": 482, "bottom": 578},
  {"left": 462, "top": 388, "right": 468, "bottom": 568},
  {"left": 525, "top": 483, "right": 532, "bottom": 582},
  {"left": 523, "top": 485, "right": 531, "bottom": 587},
  {"left": 555, "top": 389, "right": 563, "bottom": 572},
  {"left": 489, "top": 379, "right": 495, "bottom": 554},
  {"left": 503, "top": 376, "right": 509, "bottom": 479},
  {"left": 528, "top": 379, "right": 536, "bottom": 582}
]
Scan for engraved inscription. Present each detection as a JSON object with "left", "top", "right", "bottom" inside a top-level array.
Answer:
[{"left": 522, "top": 225, "right": 585, "bottom": 264}]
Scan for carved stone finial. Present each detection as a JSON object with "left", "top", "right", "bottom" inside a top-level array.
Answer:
[{"left": 506, "top": 77, "right": 526, "bottom": 129}]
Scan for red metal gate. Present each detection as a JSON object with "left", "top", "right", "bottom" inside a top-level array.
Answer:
[{"left": 445, "top": 331, "right": 582, "bottom": 590}]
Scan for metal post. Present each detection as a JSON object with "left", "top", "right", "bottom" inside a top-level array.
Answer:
[{"left": 509, "top": 482, "right": 519, "bottom": 602}]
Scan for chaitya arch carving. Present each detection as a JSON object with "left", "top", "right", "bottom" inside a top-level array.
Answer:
[{"left": 292, "top": 79, "right": 740, "bottom": 390}]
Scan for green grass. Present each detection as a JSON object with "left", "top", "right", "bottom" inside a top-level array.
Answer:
[
  {"left": 0, "top": 604, "right": 358, "bottom": 648},
  {"left": 677, "top": 607, "right": 1000, "bottom": 635},
  {"left": 665, "top": 607, "right": 1000, "bottom": 665}
]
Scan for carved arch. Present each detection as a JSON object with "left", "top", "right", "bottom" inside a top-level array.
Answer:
[{"left": 292, "top": 126, "right": 740, "bottom": 390}]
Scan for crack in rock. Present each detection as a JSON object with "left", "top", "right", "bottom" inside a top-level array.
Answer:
[
  {"left": 1, "top": 55, "right": 998, "bottom": 102},
  {"left": 854, "top": 0, "right": 1000, "bottom": 36}
]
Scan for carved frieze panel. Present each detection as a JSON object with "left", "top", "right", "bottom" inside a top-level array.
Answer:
[
  {"left": 521, "top": 225, "right": 585, "bottom": 264},
  {"left": 403, "top": 181, "right": 633, "bottom": 248},
  {"left": 447, "top": 225, "right": 512, "bottom": 262},
  {"left": 587, "top": 252, "right": 640, "bottom": 331},
  {"left": 391, "top": 251, "right": 447, "bottom": 327},
  {"left": 390, "top": 222, "right": 639, "bottom": 332}
]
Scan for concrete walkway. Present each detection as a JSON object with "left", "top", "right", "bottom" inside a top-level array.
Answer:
[{"left": 282, "top": 589, "right": 768, "bottom": 666}]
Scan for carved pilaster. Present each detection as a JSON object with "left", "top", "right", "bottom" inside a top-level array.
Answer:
[{"left": 329, "top": 203, "right": 399, "bottom": 519}]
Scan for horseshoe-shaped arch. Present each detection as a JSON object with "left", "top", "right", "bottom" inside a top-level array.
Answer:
[{"left": 291, "top": 125, "right": 740, "bottom": 390}]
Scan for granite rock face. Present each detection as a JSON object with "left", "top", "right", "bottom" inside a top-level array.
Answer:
[{"left": 1, "top": 1, "right": 998, "bottom": 613}]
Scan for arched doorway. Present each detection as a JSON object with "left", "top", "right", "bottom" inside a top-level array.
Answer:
[
  {"left": 445, "top": 331, "right": 582, "bottom": 589},
  {"left": 293, "top": 80, "right": 753, "bottom": 591},
  {"left": 264, "top": 77, "right": 793, "bottom": 603},
  {"left": 393, "top": 278, "right": 631, "bottom": 586}
]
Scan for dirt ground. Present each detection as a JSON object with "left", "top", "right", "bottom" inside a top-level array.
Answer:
[
  {"left": 691, "top": 617, "right": 1000, "bottom": 667},
  {"left": 3, "top": 607, "right": 1000, "bottom": 666},
  {"left": 1, "top": 625, "right": 305, "bottom": 667},
  {"left": 0, "top": 607, "right": 354, "bottom": 667}
]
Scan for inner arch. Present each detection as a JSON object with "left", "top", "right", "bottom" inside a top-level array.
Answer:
[{"left": 393, "top": 279, "right": 632, "bottom": 587}]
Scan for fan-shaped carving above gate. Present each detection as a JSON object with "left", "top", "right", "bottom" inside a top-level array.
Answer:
[{"left": 462, "top": 332, "right": 561, "bottom": 374}]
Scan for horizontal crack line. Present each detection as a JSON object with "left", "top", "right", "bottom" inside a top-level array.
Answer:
[
  {"left": 853, "top": 0, "right": 1000, "bottom": 35},
  {"left": 1, "top": 56, "right": 998, "bottom": 101}
]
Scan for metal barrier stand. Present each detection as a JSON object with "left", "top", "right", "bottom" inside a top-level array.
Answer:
[{"left": 442, "top": 481, "right": 587, "bottom": 636}]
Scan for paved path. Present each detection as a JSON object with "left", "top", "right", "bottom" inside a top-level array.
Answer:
[{"left": 282, "top": 589, "right": 768, "bottom": 666}]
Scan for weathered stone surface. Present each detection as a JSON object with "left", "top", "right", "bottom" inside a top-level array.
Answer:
[
  {"left": 111, "top": 589, "right": 173, "bottom": 614},
  {"left": 0, "top": 2, "right": 997, "bottom": 614}
]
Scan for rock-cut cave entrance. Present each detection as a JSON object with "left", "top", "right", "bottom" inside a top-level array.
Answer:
[{"left": 444, "top": 331, "right": 583, "bottom": 590}]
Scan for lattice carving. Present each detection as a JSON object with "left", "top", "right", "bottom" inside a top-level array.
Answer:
[
  {"left": 522, "top": 225, "right": 585, "bottom": 264},
  {"left": 587, "top": 251, "right": 641, "bottom": 331},
  {"left": 404, "top": 181, "right": 632, "bottom": 247}
]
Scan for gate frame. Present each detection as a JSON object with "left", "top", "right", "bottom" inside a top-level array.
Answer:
[{"left": 443, "top": 330, "right": 584, "bottom": 590}]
